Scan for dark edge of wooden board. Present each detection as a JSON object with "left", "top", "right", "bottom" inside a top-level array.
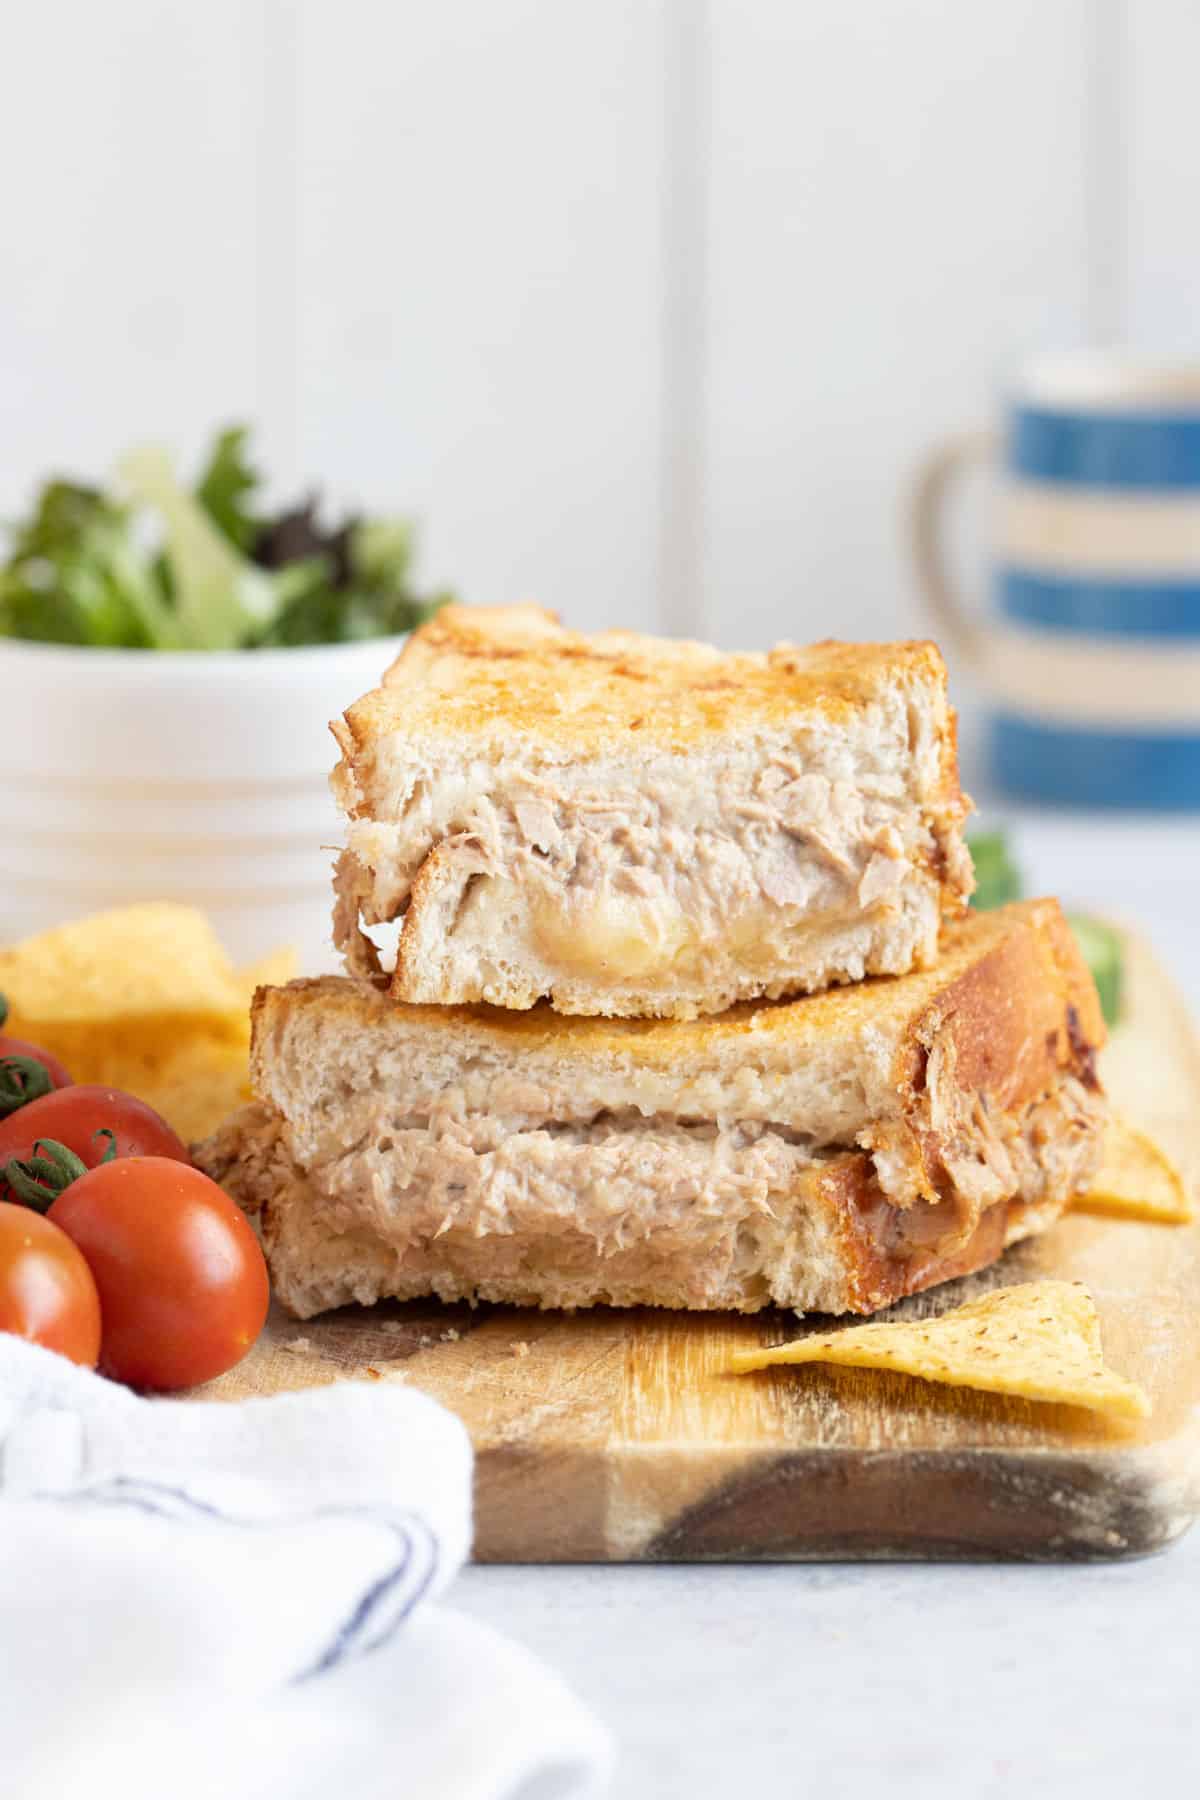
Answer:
[{"left": 470, "top": 1438, "right": 1199, "bottom": 1564}]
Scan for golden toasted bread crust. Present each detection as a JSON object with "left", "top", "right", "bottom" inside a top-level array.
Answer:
[
  {"left": 919, "top": 901, "right": 1104, "bottom": 1103},
  {"left": 337, "top": 602, "right": 959, "bottom": 755},
  {"left": 884, "top": 897, "right": 1105, "bottom": 1207},
  {"left": 823, "top": 1159, "right": 1068, "bottom": 1316}
]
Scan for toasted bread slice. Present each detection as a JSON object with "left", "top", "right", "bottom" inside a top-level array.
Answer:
[
  {"left": 196, "top": 902, "right": 1106, "bottom": 1320},
  {"left": 330, "top": 605, "right": 973, "bottom": 1018}
]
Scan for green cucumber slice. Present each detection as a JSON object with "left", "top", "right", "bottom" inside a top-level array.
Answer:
[
  {"left": 966, "top": 831, "right": 1022, "bottom": 912},
  {"left": 1066, "top": 913, "right": 1123, "bottom": 1028}
]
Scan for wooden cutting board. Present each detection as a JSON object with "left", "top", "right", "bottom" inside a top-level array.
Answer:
[{"left": 208, "top": 930, "right": 1200, "bottom": 1563}]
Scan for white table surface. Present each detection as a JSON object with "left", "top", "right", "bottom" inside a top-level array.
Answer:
[{"left": 454, "top": 808, "right": 1200, "bottom": 1799}]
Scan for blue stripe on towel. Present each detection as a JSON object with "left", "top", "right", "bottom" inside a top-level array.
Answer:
[
  {"left": 991, "top": 715, "right": 1200, "bottom": 810},
  {"left": 998, "top": 570, "right": 1200, "bottom": 639},
  {"left": 49, "top": 1478, "right": 440, "bottom": 1683},
  {"left": 1011, "top": 407, "right": 1200, "bottom": 490}
]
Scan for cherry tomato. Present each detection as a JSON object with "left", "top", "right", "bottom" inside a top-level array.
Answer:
[
  {"left": 0, "top": 994, "right": 72, "bottom": 1110},
  {"left": 50, "top": 1157, "right": 269, "bottom": 1391},
  {"left": 0, "top": 1200, "right": 102, "bottom": 1367},
  {"left": 0, "top": 1085, "right": 189, "bottom": 1203},
  {"left": 0, "top": 1033, "right": 73, "bottom": 1092}
]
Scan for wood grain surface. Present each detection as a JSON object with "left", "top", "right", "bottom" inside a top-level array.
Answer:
[{"left": 207, "top": 931, "right": 1200, "bottom": 1562}]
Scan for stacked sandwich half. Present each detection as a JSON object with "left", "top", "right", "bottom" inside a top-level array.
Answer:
[{"left": 199, "top": 606, "right": 1107, "bottom": 1321}]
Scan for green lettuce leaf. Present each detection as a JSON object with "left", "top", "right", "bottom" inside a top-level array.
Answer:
[
  {"left": 194, "top": 425, "right": 260, "bottom": 552},
  {"left": 2, "top": 426, "right": 452, "bottom": 651},
  {"left": 118, "top": 447, "right": 276, "bottom": 651},
  {"left": 0, "top": 480, "right": 176, "bottom": 648}
]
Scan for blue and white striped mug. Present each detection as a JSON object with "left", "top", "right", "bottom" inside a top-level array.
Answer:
[{"left": 912, "top": 355, "right": 1200, "bottom": 809}]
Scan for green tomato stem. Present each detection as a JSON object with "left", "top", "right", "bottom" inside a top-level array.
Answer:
[
  {"left": 3, "top": 1138, "right": 91, "bottom": 1212},
  {"left": 0, "top": 1055, "right": 54, "bottom": 1119}
]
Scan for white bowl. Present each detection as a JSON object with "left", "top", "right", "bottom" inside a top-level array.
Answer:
[{"left": 0, "top": 635, "right": 404, "bottom": 971}]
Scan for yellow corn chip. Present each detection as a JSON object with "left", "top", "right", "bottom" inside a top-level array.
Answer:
[
  {"left": 156, "top": 950, "right": 295, "bottom": 1134},
  {"left": 141, "top": 1040, "right": 255, "bottom": 1144},
  {"left": 728, "top": 1280, "right": 1150, "bottom": 1421},
  {"left": 0, "top": 904, "right": 241, "bottom": 1024},
  {"left": 0, "top": 906, "right": 295, "bottom": 1142},
  {"left": 1073, "top": 1115, "right": 1193, "bottom": 1224},
  {"left": 236, "top": 946, "right": 297, "bottom": 1006},
  {"left": 5, "top": 1017, "right": 240, "bottom": 1094}
]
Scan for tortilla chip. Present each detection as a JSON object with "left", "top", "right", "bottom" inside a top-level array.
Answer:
[
  {"left": 1073, "top": 1115, "right": 1193, "bottom": 1224},
  {"left": 728, "top": 1280, "right": 1150, "bottom": 1421},
  {"left": 0, "top": 907, "right": 295, "bottom": 1140},
  {"left": 142, "top": 1041, "right": 254, "bottom": 1144},
  {"left": 8, "top": 1017, "right": 238, "bottom": 1092},
  {"left": 0, "top": 904, "right": 241, "bottom": 1024},
  {"left": 236, "top": 946, "right": 297, "bottom": 1007}
]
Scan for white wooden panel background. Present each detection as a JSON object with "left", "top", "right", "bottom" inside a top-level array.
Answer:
[
  {"left": 291, "top": 1, "right": 665, "bottom": 636},
  {"left": 0, "top": 3, "right": 267, "bottom": 491},
  {"left": 0, "top": 1, "right": 1193, "bottom": 650},
  {"left": 702, "top": 0, "right": 1090, "bottom": 646},
  {"left": 1124, "top": 2, "right": 1200, "bottom": 349}
]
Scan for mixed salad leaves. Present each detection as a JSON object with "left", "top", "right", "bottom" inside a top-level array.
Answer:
[
  {"left": 967, "top": 829, "right": 1123, "bottom": 1026},
  {"left": 0, "top": 426, "right": 452, "bottom": 650}
]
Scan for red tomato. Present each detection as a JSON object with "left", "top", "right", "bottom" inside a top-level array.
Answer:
[
  {"left": 0, "top": 993, "right": 73, "bottom": 1107},
  {"left": 0, "top": 1085, "right": 189, "bottom": 1204},
  {"left": 0, "top": 1036, "right": 72, "bottom": 1116},
  {"left": 0, "top": 1200, "right": 102, "bottom": 1367},
  {"left": 0, "top": 1033, "right": 73, "bottom": 1092},
  {"left": 50, "top": 1158, "right": 269, "bottom": 1391}
]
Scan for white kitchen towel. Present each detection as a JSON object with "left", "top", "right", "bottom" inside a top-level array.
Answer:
[{"left": 0, "top": 1337, "right": 612, "bottom": 1800}]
